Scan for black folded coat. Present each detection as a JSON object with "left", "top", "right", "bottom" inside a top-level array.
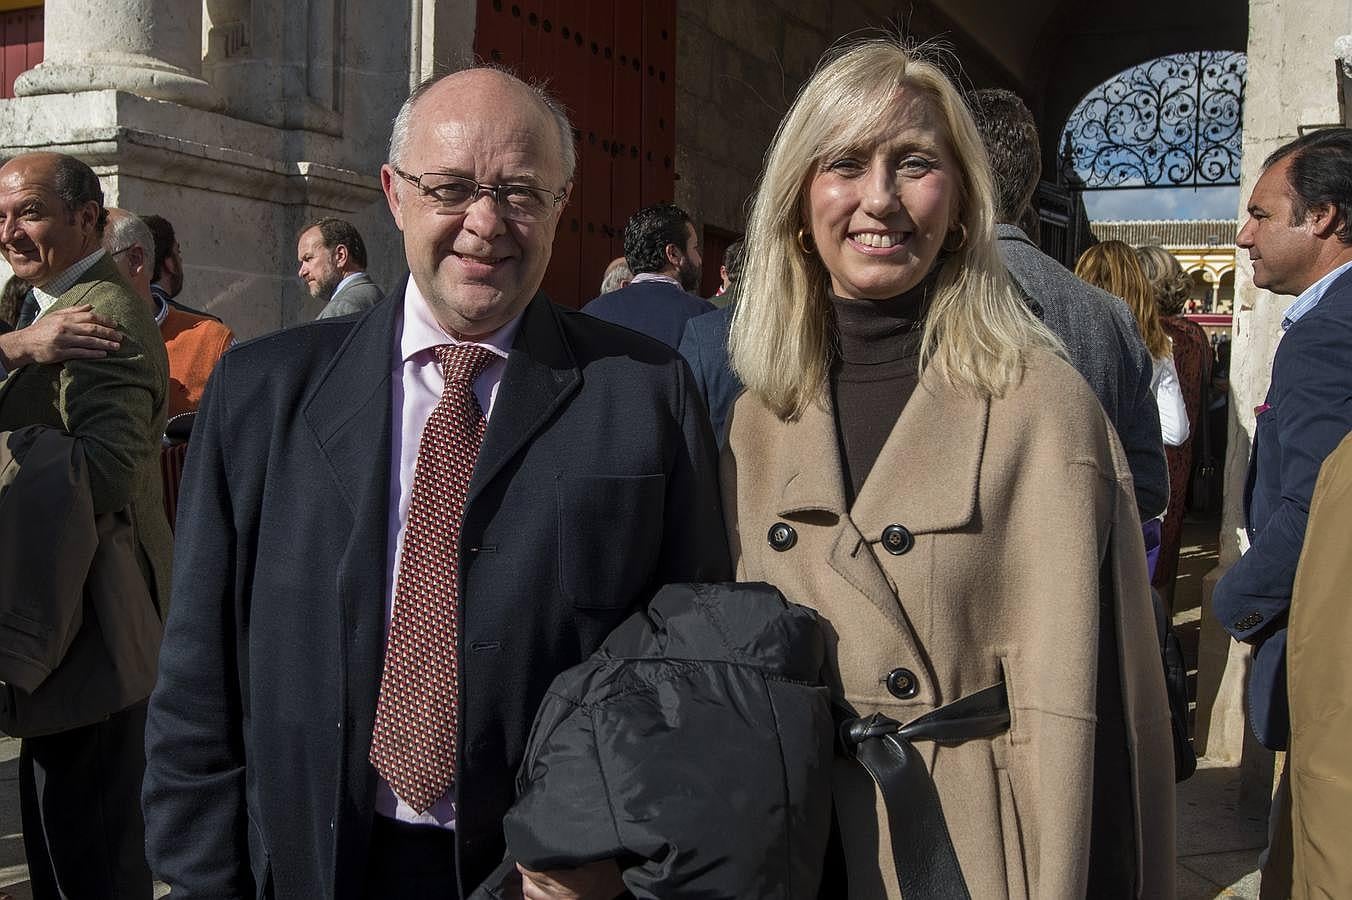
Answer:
[{"left": 474, "top": 581, "right": 835, "bottom": 899}]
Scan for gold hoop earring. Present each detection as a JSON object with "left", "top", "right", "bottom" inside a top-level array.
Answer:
[
  {"left": 796, "top": 226, "right": 816, "bottom": 255},
  {"left": 943, "top": 223, "right": 968, "bottom": 254}
]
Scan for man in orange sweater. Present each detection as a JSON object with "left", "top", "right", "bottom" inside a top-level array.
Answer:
[{"left": 103, "top": 209, "right": 234, "bottom": 421}]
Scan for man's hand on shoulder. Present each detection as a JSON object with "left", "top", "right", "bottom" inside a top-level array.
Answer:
[
  {"left": 0, "top": 304, "right": 122, "bottom": 369},
  {"left": 515, "top": 859, "right": 626, "bottom": 900}
]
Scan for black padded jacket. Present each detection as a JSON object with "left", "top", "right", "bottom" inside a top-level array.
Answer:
[{"left": 472, "top": 581, "right": 835, "bottom": 899}]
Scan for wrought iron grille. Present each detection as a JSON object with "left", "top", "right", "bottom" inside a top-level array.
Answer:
[{"left": 1061, "top": 50, "right": 1247, "bottom": 190}]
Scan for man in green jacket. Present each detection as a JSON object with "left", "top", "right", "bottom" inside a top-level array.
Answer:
[{"left": 0, "top": 151, "right": 170, "bottom": 899}]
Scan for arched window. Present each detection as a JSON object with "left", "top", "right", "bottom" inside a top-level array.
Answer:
[
  {"left": 1062, "top": 51, "right": 1246, "bottom": 190},
  {"left": 1216, "top": 270, "right": 1236, "bottom": 313},
  {"left": 1188, "top": 269, "right": 1211, "bottom": 313}
]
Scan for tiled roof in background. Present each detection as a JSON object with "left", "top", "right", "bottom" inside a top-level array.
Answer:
[{"left": 1091, "top": 219, "right": 1238, "bottom": 247}]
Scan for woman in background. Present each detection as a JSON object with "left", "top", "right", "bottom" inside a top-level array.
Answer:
[
  {"left": 721, "top": 38, "right": 1174, "bottom": 899},
  {"left": 1076, "top": 240, "right": 1189, "bottom": 580},
  {"left": 1136, "top": 244, "right": 1213, "bottom": 604}
]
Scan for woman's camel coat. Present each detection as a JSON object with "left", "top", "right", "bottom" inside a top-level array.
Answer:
[{"left": 721, "top": 351, "right": 1175, "bottom": 899}]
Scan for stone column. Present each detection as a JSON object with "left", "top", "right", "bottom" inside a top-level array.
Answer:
[
  {"left": 411, "top": 0, "right": 477, "bottom": 89},
  {"left": 15, "top": 0, "right": 219, "bottom": 109}
]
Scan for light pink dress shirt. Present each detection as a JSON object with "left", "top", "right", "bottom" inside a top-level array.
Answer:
[{"left": 374, "top": 278, "right": 522, "bottom": 828}]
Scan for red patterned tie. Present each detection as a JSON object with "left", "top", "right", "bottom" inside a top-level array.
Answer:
[{"left": 369, "top": 342, "right": 498, "bottom": 813}]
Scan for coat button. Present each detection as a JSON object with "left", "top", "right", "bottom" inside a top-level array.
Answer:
[
  {"left": 880, "top": 524, "right": 914, "bottom": 556},
  {"left": 886, "top": 667, "right": 919, "bottom": 699},
  {"left": 767, "top": 522, "right": 797, "bottom": 552}
]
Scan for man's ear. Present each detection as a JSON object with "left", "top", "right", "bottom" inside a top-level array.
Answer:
[
  {"left": 332, "top": 243, "right": 350, "bottom": 270},
  {"left": 128, "top": 245, "right": 149, "bottom": 279},
  {"left": 78, "top": 201, "right": 101, "bottom": 235},
  {"left": 664, "top": 242, "right": 682, "bottom": 269},
  {"left": 1308, "top": 202, "right": 1343, "bottom": 240},
  {"left": 380, "top": 165, "right": 406, "bottom": 231}
]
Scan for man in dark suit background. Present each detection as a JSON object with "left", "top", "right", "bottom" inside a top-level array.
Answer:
[
  {"left": 969, "top": 88, "right": 1168, "bottom": 522},
  {"left": 679, "top": 238, "right": 743, "bottom": 448},
  {"left": 297, "top": 216, "right": 385, "bottom": 320},
  {"left": 143, "top": 68, "right": 729, "bottom": 900},
  {"left": 581, "top": 202, "right": 713, "bottom": 347},
  {"left": 1212, "top": 127, "right": 1352, "bottom": 892}
]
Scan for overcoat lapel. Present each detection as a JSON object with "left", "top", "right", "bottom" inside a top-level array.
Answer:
[
  {"left": 467, "top": 294, "right": 580, "bottom": 505},
  {"left": 848, "top": 369, "right": 988, "bottom": 538},
  {"left": 767, "top": 395, "right": 912, "bottom": 636},
  {"left": 300, "top": 288, "right": 399, "bottom": 839},
  {"left": 768, "top": 368, "right": 988, "bottom": 652}
]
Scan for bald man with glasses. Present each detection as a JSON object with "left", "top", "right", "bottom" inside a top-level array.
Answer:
[{"left": 144, "top": 67, "right": 729, "bottom": 899}]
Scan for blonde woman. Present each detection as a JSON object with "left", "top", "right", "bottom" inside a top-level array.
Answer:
[
  {"left": 1076, "top": 241, "right": 1190, "bottom": 449},
  {"left": 1136, "top": 243, "right": 1213, "bottom": 598},
  {"left": 1076, "top": 241, "right": 1189, "bottom": 582},
  {"left": 721, "top": 40, "right": 1174, "bottom": 899}
]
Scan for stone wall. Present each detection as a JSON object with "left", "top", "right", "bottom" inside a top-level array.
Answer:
[
  {"left": 673, "top": 0, "right": 828, "bottom": 238},
  {"left": 673, "top": 0, "right": 1017, "bottom": 239}
]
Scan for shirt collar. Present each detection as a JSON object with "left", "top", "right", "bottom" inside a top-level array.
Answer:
[
  {"left": 629, "top": 272, "right": 682, "bottom": 289},
  {"left": 152, "top": 291, "right": 168, "bottom": 325},
  {"left": 32, "top": 248, "right": 107, "bottom": 317},
  {"left": 332, "top": 271, "right": 364, "bottom": 298},
  {"left": 399, "top": 276, "right": 522, "bottom": 366},
  {"left": 1283, "top": 258, "right": 1352, "bottom": 330}
]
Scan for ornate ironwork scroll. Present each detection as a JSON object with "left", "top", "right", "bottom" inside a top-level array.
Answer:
[{"left": 1061, "top": 51, "right": 1246, "bottom": 190}]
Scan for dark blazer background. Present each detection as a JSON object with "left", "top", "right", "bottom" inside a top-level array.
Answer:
[
  {"left": 143, "top": 284, "right": 730, "bottom": 898},
  {"left": 997, "top": 225, "right": 1168, "bottom": 520},
  {"left": 581, "top": 279, "right": 714, "bottom": 348},
  {"left": 1213, "top": 266, "right": 1352, "bottom": 749},
  {"left": 678, "top": 304, "right": 740, "bottom": 449}
]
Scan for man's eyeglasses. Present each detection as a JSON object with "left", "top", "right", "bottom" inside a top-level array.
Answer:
[{"left": 390, "top": 167, "right": 567, "bottom": 222}]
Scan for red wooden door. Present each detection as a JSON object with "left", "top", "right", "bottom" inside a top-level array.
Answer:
[
  {"left": 474, "top": 0, "right": 677, "bottom": 308},
  {"left": 0, "top": 4, "right": 42, "bottom": 100}
]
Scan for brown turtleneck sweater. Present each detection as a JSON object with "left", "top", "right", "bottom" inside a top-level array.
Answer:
[{"left": 828, "top": 286, "right": 927, "bottom": 507}]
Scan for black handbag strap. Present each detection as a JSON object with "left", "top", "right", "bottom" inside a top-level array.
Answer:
[{"left": 840, "top": 681, "right": 1010, "bottom": 900}]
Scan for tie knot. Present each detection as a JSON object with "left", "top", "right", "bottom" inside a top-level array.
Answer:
[{"left": 436, "top": 343, "right": 499, "bottom": 386}]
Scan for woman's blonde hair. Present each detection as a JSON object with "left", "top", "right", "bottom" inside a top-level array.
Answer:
[
  {"left": 727, "top": 38, "right": 1063, "bottom": 420},
  {"left": 1134, "top": 243, "right": 1193, "bottom": 317},
  {"left": 1075, "top": 240, "right": 1171, "bottom": 359}
]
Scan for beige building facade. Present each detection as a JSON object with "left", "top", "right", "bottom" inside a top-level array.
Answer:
[
  {"left": 0, "top": 1, "right": 424, "bottom": 333},
  {"left": 0, "top": 0, "right": 1249, "bottom": 335}
]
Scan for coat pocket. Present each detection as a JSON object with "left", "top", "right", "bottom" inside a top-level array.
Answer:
[
  {"left": 995, "top": 654, "right": 1030, "bottom": 898},
  {"left": 556, "top": 474, "right": 665, "bottom": 608},
  {"left": 997, "top": 767, "right": 1030, "bottom": 900}
]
